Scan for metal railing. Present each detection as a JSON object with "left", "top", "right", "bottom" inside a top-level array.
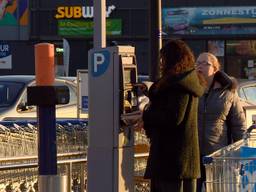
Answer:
[
  {"left": 0, "top": 152, "right": 150, "bottom": 192},
  {"left": 0, "top": 120, "right": 150, "bottom": 192},
  {"left": 0, "top": 120, "right": 88, "bottom": 158},
  {"left": 0, "top": 153, "right": 86, "bottom": 192}
]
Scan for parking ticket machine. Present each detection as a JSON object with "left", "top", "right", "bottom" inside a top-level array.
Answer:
[{"left": 87, "top": 46, "right": 140, "bottom": 192}]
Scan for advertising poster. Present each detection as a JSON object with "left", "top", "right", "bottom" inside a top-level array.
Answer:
[
  {"left": 208, "top": 40, "right": 225, "bottom": 56},
  {"left": 0, "top": 0, "right": 28, "bottom": 26},
  {"left": 248, "top": 60, "right": 254, "bottom": 68},
  {"left": 0, "top": 41, "right": 12, "bottom": 69},
  {"left": 163, "top": 7, "right": 256, "bottom": 35}
]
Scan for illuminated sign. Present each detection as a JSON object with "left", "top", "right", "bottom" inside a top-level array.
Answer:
[
  {"left": 56, "top": 47, "right": 63, "bottom": 53},
  {"left": 58, "top": 19, "right": 122, "bottom": 36},
  {"left": 55, "top": 5, "right": 116, "bottom": 19},
  {"left": 0, "top": 41, "right": 12, "bottom": 69}
]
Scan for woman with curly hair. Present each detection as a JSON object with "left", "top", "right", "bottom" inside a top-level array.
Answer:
[{"left": 143, "top": 39, "right": 205, "bottom": 192}]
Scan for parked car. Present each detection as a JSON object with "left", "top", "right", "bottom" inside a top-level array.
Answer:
[
  {"left": 237, "top": 79, "right": 256, "bottom": 106},
  {"left": 237, "top": 79, "right": 256, "bottom": 127},
  {"left": 0, "top": 75, "right": 87, "bottom": 121}
]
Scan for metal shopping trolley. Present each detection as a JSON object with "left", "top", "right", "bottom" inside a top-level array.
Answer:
[{"left": 203, "top": 125, "right": 256, "bottom": 192}]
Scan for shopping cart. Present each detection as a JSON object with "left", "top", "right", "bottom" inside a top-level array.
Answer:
[{"left": 203, "top": 125, "right": 256, "bottom": 192}]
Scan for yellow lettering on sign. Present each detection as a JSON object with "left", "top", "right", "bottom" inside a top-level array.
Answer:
[
  {"left": 55, "top": 7, "right": 65, "bottom": 19},
  {"left": 65, "top": 7, "right": 73, "bottom": 18},
  {"left": 73, "top": 7, "right": 82, "bottom": 18},
  {"left": 56, "top": 5, "right": 109, "bottom": 19}
]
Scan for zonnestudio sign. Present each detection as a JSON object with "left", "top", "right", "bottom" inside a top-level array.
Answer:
[{"left": 163, "top": 6, "right": 256, "bottom": 35}]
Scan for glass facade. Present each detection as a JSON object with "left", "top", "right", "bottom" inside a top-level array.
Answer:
[
  {"left": 226, "top": 40, "right": 256, "bottom": 79},
  {"left": 163, "top": 6, "right": 256, "bottom": 80},
  {"left": 187, "top": 40, "right": 256, "bottom": 80}
]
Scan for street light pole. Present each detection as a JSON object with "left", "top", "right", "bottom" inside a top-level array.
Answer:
[
  {"left": 149, "top": 0, "right": 162, "bottom": 81},
  {"left": 93, "top": 0, "right": 106, "bottom": 48}
]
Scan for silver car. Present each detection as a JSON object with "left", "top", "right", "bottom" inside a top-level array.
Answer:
[
  {"left": 0, "top": 75, "right": 86, "bottom": 121},
  {"left": 238, "top": 79, "right": 256, "bottom": 106}
]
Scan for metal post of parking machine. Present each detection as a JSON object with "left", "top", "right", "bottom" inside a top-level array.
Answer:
[
  {"left": 93, "top": 0, "right": 106, "bottom": 48},
  {"left": 88, "top": 46, "right": 141, "bottom": 192}
]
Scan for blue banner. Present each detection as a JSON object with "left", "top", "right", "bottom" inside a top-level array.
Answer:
[
  {"left": 163, "top": 7, "right": 256, "bottom": 35},
  {"left": 0, "top": 41, "right": 12, "bottom": 69},
  {"left": 240, "top": 146, "right": 256, "bottom": 191},
  {"left": 82, "top": 96, "right": 88, "bottom": 112}
]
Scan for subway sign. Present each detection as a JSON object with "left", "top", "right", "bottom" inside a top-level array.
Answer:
[{"left": 55, "top": 5, "right": 116, "bottom": 19}]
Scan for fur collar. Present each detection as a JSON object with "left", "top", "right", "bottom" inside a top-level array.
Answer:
[{"left": 213, "top": 71, "right": 237, "bottom": 92}]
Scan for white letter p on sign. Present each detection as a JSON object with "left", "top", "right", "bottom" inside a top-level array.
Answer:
[{"left": 94, "top": 53, "right": 105, "bottom": 73}]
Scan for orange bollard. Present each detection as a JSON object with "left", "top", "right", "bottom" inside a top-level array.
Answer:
[
  {"left": 35, "top": 43, "right": 55, "bottom": 86},
  {"left": 34, "top": 42, "right": 58, "bottom": 177}
]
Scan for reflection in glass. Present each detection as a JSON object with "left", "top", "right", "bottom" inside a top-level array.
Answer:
[{"left": 226, "top": 40, "right": 256, "bottom": 56}]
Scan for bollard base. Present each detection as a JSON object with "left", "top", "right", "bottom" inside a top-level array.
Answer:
[{"left": 39, "top": 175, "right": 68, "bottom": 192}]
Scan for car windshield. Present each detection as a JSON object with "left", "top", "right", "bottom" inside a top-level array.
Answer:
[
  {"left": 242, "top": 86, "right": 256, "bottom": 104},
  {"left": 0, "top": 81, "right": 25, "bottom": 107}
]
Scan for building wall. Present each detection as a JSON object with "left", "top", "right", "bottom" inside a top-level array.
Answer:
[
  {"left": 30, "top": 0, "right": 150, "bottom": 75},
  {"left": 163, "top": 1, "right": 256, "bottom": 79},
  {"left": 1, "top": 0, "right": 256, "bottom": 77},
  {"left": 165, "top": 0, "right": 256, "bottom": 6},
  {"left": 0, "top": 0, "right": 150, "bottom": 76}
]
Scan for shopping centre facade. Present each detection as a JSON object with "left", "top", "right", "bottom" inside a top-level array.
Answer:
[{"left": 1, "top": 0, "right": 256, "bottom": 79}]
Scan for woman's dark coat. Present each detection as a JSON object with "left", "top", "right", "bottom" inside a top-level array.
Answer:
[
  {"left": 143, "top": 69, "right": 204, "bottom": 180},
  {"left": 198, "top": 71, "right": 246, "bottom": 156}
]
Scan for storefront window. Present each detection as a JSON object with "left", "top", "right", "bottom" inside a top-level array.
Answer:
[
  {"left": 227, "top": 40, "right": 256, "bottom": 56},
  {"left": 186, "top": 40, "right": 206, "bottom": 58},
  {"left": 207, "top": 40, "right": 224, "bottom": 70},
  {"left": 208, "top": 40, "right": 224, "bottom": 57},
  {"left": 226, "top": 40, "right": 256, "bottom": 79}
]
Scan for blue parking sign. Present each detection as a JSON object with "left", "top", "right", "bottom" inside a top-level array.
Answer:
[
  {"left": 82, "top": 96, "right": 88, "bottom": 112},
  {"left": 91, "top": 50, "right": 110, "bottom": 77}
]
